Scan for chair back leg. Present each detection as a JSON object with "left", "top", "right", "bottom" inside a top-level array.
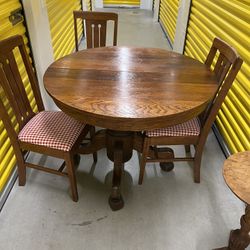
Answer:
[
  {"left": 138, "top": 137, "right": 150, "bottom": 185},
  {"left": 90, "top": 125, "right": 98, "bottom": 162},
  {"left": 185, "top": 145, "right": 191, "bottom": 154}
]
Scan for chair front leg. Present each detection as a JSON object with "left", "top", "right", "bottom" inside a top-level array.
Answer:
[
  {"left": 193, "top": 146, "right": 203, "bottom": 183},
  {"left": 65, "top": 153, "right": 78, "bottom": 202},
  {"left": 16, "top": 150, "right": 26, "bottom": 186}
]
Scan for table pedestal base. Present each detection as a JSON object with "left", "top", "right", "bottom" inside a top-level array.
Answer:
[
  {"left": 214, "top": 205, "right": 250, "bottom": 250},
  {"left": 109, "top": 188, "right": 124, "bottom": 211},
  {"left": 227, "top": 205, "right": 250, "bottom": 249},
  {"left": 160, "top": 162, "right": 175, "bottom": 172},
  {"left": 106, "top": 130, "right": 134, "bottom": 211},
  {"left": 157, "top": 147, "right": 175, "bottom": 171},
  {"left": 78, "top": 130, "right": 175, "bottom": 210}
]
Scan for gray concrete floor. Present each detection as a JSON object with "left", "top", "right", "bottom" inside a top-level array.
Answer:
[{"left": 0, "top": 8, "right": 246, "bottom": 250}]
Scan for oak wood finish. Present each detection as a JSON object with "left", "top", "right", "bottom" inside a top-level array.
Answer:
[
  {"left": 215, "top": 151, "right": 250, "bottom": 250},
  {"left": 44, "top": 46, "right": 220, "bottom": 210},
  {"left": 44, "top": 46, "right": 218, "bottom": 131},
  {"left": 138, "top": 38, "right": 243, "bottom": 185},
  {"left": 73, "top": 11, "right": 118, "bottom": 163},
  {"left": 73, "top": 11, "right": 118, "bottom": 51},
  {"left": 223, "top": 152, "right": 250, "bottom": 205},
  {"left": 0, "top": 35, "right": 95, "bottom": 202}
]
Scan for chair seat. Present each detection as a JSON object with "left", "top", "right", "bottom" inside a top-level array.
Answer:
[
  {"left": 18, "top": 111, "right": 85, "bottom": 151},
  {"left": 146, "top": 117, "right": 200, "bottom": 137}
]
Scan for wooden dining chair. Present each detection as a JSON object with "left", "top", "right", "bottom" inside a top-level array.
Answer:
[
  {"left": 138, "top": 37, "right": 243, "bottom": 185},
  {"left": 73, "top": 10, "right": 118, "bottom": 51},
  {"left": 0, "top": 35, "right": 95, "bottom": 201}
]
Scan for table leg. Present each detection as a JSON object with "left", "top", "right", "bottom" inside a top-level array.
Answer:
[
  {"left": 108, "top": 141, "right": 124, "bottom": 211},
  {"left": 214, "top": 204, "right": 250, "bottom": 250},
  {"left": 149, "top": 146, "right": 174, "bottom": 171},
  {"left": 106, "top": 130, "right": 134, "bottom": 211},
  {"left": 157, "top": 147, "right": 175, "bottom": 172},
  {"left": 228, "top": 204, "right": 250, "bottom": 249}
]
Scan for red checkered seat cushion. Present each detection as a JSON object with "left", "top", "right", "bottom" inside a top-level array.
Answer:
[
  {"left": 18, "top": 111, "right": 85, "bottom": 151},
  {"left": 146, "top": 117, "right": 200, "bottom": 137}
]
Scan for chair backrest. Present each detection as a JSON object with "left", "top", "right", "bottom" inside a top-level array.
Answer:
[
  {"left": 73, "top": 11, "right": 118, "bottom": 51},
  {"left": 199, "top": 37, "right": 243, "bottom": 142},
  {"left": 0, "top": 35, "right": 44, "bottom": 142}
]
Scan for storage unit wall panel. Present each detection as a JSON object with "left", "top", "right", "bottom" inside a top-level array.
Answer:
[
  {"left": 86, "top": 0, "right": 92, "bottom": 10},
  {"left": 0, "top": 0, "right": 36, "bottom": 191},
  {"left": 103, "top": 0, "right": 140, "bottom": 7},
  {"left": 159, "top": 0, "right": 179, "bottom": 45},
  {"left": 46, "top": 0, "right": 82, "bottom": 60},
  {"left": 184, "top": 0, "right": 250, "bottom": 153}
]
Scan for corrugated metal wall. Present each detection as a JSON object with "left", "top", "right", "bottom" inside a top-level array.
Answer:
[
  {"left": 46, "top": 0, "right": 83, "bottom": 60},
  {"left": 0, "top": 0, "right": 37, "bottom": 191},
  {"left": 103, "top": 0, "right": 140, "bottom": 7},
  {"left": 159, "top": 0, "right": 179, "bottom": 45},
  {"left": 184, "top": 0, "right": 250, "bottom": 153},
  {"left": 85, "top": 0, "right": 92, "bottom": 10}
]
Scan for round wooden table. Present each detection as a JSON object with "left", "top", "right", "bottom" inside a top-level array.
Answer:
[
  {"left": 44, "top": 47, "right": 218, "bottom": 210},
  {"left": 216, "top": 151, "right": 250, "bottom": 250}
]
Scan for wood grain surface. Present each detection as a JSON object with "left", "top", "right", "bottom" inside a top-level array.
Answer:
[
  {"left": 223, "top": 151, "right": 250, "bottom": 205},
  {"left": 44, "top": 47, "right": 218, "bottom": 131}
]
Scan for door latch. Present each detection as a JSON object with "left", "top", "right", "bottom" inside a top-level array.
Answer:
[{"left": 9, "top": 8, "right": 23, "bottom": 26}]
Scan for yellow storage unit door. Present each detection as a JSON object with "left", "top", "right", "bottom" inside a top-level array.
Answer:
[
  {"left": 184, "top": 0, "right": 250, "bottom": 154},
  {"left": 86, "top": 0, "right": 92, "bottom": 11},
  {"left": 0, "top": 0, "right": 37, "bottom": 191},
  {"left": 103, "top": 0, "right": 140, "bottom": 7},
  {"left": 159, "top": 0, "right": 179, "bottom": 45},
  {"left": 46, "top": 0, "right": 83, "bottom": 60}
]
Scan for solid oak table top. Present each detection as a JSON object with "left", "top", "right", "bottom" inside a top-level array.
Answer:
[
  {"left": 44, "top": 47, "right": 218, "bottom": 131},
  {"left": 223, "top": 151, "right": 250, "bottom": 205}
]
